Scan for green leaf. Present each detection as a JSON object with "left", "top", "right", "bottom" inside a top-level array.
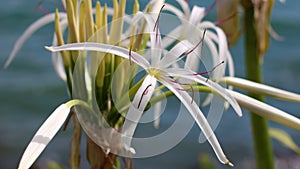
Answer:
[{"left": 269, "top": 128, "right": 300, "bottom": 155}]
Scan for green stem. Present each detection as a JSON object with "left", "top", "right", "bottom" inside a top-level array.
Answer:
[{"left": 243, "top": 2, "right": 274, "bottom": 169}]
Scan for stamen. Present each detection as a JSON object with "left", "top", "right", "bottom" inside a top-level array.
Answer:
[
  {"left": 214, "top": 12, "right": 238, "bottom": 26},
  {"left": 153, "top": 4, "right": 165, "bottom": 42},
  {"left": 192, "top": 61, "right": 225, "bottom": 82},
  {"left": 171, "top": 79, "right": 195, "bottom": 104},
  {"left": 194, "top": 61, "right": 225, "bottom": 76},
  {"left": 204, "top": 1, "right": 217, "bottom": 17},
  {"left": 128, "top": 45, "right": 138, "bottom": 65},
  {"left": 36, "top": 0, "right": 50, "bottom": 14},
  {"left": 182, "top": 29, "right": 207, "bottom": 58},
  {"left": 138, "top": 84, "right": 152, "bottom": 109}
]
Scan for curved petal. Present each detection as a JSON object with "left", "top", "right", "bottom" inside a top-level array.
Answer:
[
  {"left": 45, "top": 42, "right": 150, "bottom": 69},
  {"left": 161, "top": 25, "right": 183, "bottom": 49},
  {"left": 18, "top": 104, "right": 70, "bottom": 169},
  {"left": 159, "top": 40, "right": 193, "bottom": 68},
  {"left": 189, "top": 6, "right": 205, "bottom": 29},
  {"left": 143, "top": 14, "right": 163, "bottom": 66},
  {"left": 151, "top": 0, "right": 165, "bottom": 14},
  {"left": 166, "top": 68, "right": 242, "bottom": 117},
  {"left": 5, "top": 12, "right": 67, "bottom": 68},
  {"left": 159, "top": 77, "right": 233, "bottom": 166},
  {"left": 153, "top": 90, "right": 163, "bottom": 129},
  {"left": 176, "top": 0, "right": 190, "bottom": 17},
  {"left": 221, "top": 77, "right": 300, "bottom": 102},
  {"left": 229, "top": 90, "right": 300, "bottom": 130},
  {"left": 121, "top": 75, "right": 157, "bottom": 153},
  {"left": 163, "top": 3, "right": 185, "bottom": 19}
]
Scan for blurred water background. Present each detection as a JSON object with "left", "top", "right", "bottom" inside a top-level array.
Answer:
[{"left": 0, "top": 0, "right": 300, "bottom": 169}]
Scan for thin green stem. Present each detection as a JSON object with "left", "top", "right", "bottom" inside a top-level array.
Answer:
[{"left": 242, "top": 2, "right": 274, "bottom": 169}]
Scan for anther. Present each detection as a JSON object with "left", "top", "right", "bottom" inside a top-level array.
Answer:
[
  {"left": 137, "top": 84, "right": 152, "bottom": 109},
  {"left": 194, "top": 61, "right": 225, "bottom": 76},
  {"left": 153, "top": 4, "right": 165, "bottom": 42},
  {"left": 36, "top": 0, "right": 50, "bottom": 14},
  {"left": 183, "top": 29, "right": 207, "bottom": 58}
]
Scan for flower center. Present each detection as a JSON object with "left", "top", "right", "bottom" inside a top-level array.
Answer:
[{"left": 148, "top": 68, "right": 162, "bottom": 79}]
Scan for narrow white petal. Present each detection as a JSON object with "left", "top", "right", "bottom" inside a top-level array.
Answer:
[
  {"left": 229, "top": 90, "right": 300, "bottom": 130},
  {"left": 159, "top": 78, "right": 231, "bottom": 165},
  {"left": 46, "top": 42, "right": 150, "bottom": 69},
  {"left": 161, "top": 25, "right": 183, "bottom": 49},
  {"left": 153, "top": 90, "right": 163, "bottom": 129},
  {"left": 61, "top": 0, "right": 66, "bottom": 10},
  {"left": 163, "top": 3, "right": 185, "bottom": 18},
  {"left": 143, "top": 14, "right": 163, "bottom": 66},
  {"left": 159, "top": 40, "right": 193, "bottom": 68},
  {"left": 176, "top": 0, "right": 190, "bottom": 17},
  {"left": 51, "top": 51, "right": 67, "bottom": 81},
  {"left": 5, "top": 13, "right": 67, "bottom": 68},
  {"left": 122, "top": 75, "right": 157, "bottom": 153},
  {"left": 166, "top": 68, "right": 242, "bottom": 117},
  {"left": 18, "top": 104, "right": 70, "bottom": 169},
  {"left": 199, "top": 22, "right": 230, "bottom": 71},
  {"left": 222, "top": 77, "right": 300, "bottom": 102},
  {"left": 189, "top": 6, "right": 205, "bottom": 27},
  {"left": 151, "top": 0, "right": 165, "bottom": 14},
  {"left": 201, "top": 27, "right": 228, "bottom": 80}
]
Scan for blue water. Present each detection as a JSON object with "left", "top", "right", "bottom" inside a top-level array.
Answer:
[{"left": 1, "top": 0, "right": 300, "bottom": 169}]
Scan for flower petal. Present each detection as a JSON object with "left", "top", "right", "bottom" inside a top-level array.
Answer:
[
  {"left": 5, "top": 12, "right": 67, "bottom": 68},
  {"left": 176, "top": 0, "right": 191, "bottom": 17},
  {"left": 163, "top": 3, "right": 185, "bottom": 18},
  {"left": 18, "top": 104, "right": 70, "bottom": 169},
  {"left": 229, "top": 90, "right": 300, "bottom": 130},
  {"left": 159, "top": 40, "right": 193, "bottom": 68},
  {"left": 221, "top": 77, "right": 300, "bottom": 102},
  {"left": 153, "top": 90, "right": 163, "bottom": 128},
  {"left": 143, "top": 14, "right": 163, "bottom": 66},
  {"left": 166, "top": 68, "right": 242, "bottom": 117},
  {"left": 159, "top": 77, "right": 233, "bottom": 166},
  {"left": 189, "top": 6, "right": 205, "bottom": 28},
  {"left": 45, "top": 42, "right": 150, "bottom": 69},
  {"left": 161, "top": 25, "right": 183, "bottom": 49},
  {"left": 121, "top": 75, "right": 157, "bottom": 153}
]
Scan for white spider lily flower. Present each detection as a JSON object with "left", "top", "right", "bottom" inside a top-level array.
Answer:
[
  {"left": 46, "top": 13, "right": 242, "bottom": 164},
  {"left": 18, "top": 100, "right": 89, "bottom": 169},
  {"left": 221, "top": 77, "right": 300, "bottom": 102},
  {"left": 229, "top": 90, "right": 300, "bottom": 131},
  {"left": 46, "top": 41, "right": 241, "bottom": 165},
  {"left": 163, "top": 0, "right": 234, "bottom": 77},
  {"left": 162, "top": 1, "right": 235, "bottom": 112}
]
